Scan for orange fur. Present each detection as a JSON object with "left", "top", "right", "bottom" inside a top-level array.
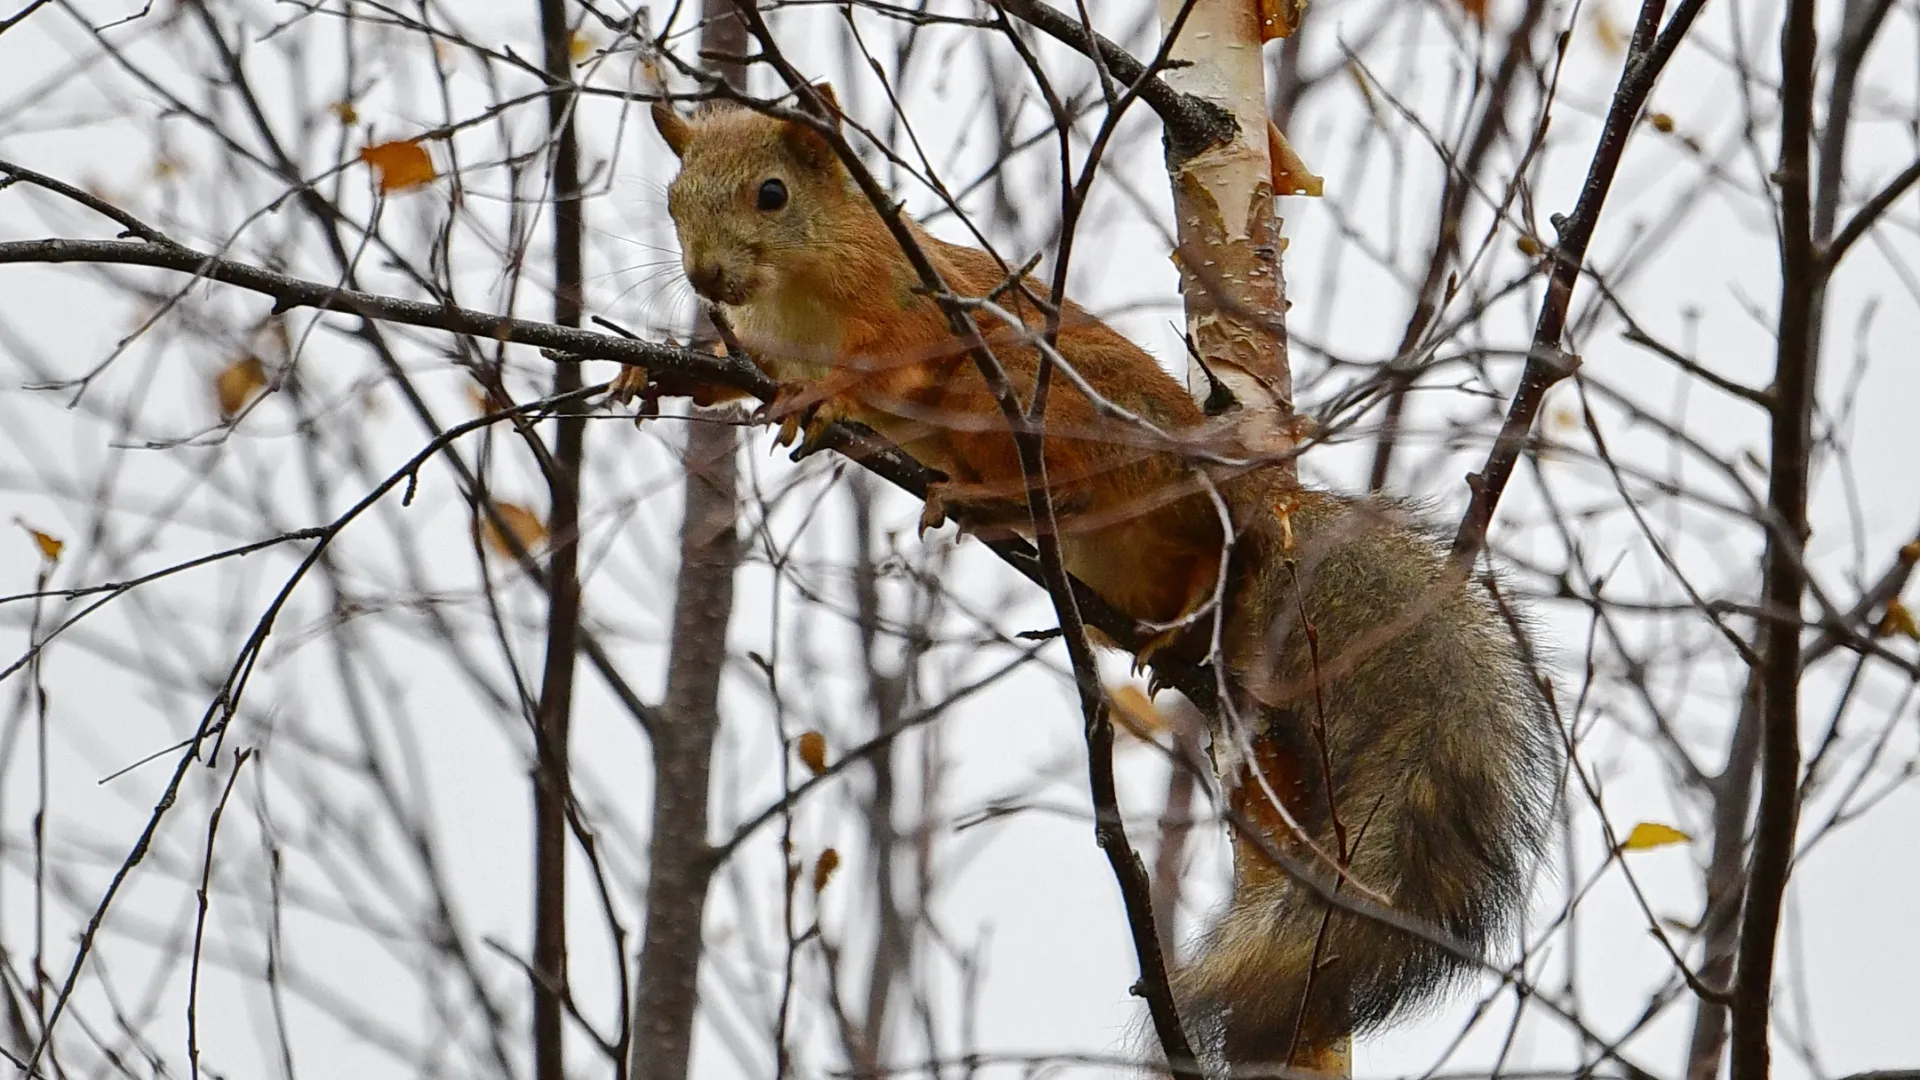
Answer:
[{"left": 654, "top": 100, "right": 1225, "bottom": 632}]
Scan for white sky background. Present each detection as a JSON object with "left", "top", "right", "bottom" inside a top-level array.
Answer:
[{"left": 0, "top": 0, "right": 1918, "bottom": 1078}]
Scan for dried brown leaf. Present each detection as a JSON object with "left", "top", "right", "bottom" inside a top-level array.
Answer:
[
  {"left": 812, "top": 848, "right": 840, "bottom": 894},
  {"left": 215, "top": 355, "right": 268, "bottom": 417},
  {"left": 480, "top": 502, "right": 547, "bottom": 557},
  {"left": 17, "top": 521, "right": 63, "bottom": 563},
  {"left": 796, "top": 730, "right": 828, "bottom": 775},
  {"left": 359, "top": 140, "right": 436, "bottom": 193},
  {"left": 1592, "top": 5, "right": 1627, "bottom": 57},
  {"left": 1878, "top": 598, "right": 1919, "bottom": 641}
]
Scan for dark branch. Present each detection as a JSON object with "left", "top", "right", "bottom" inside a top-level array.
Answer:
[
  {"left": 987, "top": 0, "right": 1236, "bottom": 164},
  {"left": 1451, "top": 0, "right": 1708, "bottom": 565},
  {"left": 1729, "top": 0, "right": 1818, "bottom": 1076}
]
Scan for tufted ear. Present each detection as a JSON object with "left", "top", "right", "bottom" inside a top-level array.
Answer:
[
  {"left": 652, "top": 101, "right": 692, "bottom": 158},
  {"left": 797, "top": 82, "right": 840, "bottom": 126},
  {"left": 782, "top": 83, "right": 842, "bottom": 171}
]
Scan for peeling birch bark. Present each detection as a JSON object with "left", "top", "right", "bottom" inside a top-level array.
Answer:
[{"left": 1158, "top": 0, "right": 1293, "bottom": 450}]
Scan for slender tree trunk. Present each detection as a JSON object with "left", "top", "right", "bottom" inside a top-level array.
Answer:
[
  {"left": 1156, "top": 0, "right": 1292, "bottom": 437},
  {"left": 531, "top": 0, "right": 586, "bottom": 1075},
  {"left": 1727, "top": 2, "right": 1818, "bottom": 1078},
  {"left": 629, "top": 417, "right": 740, "bottom": 1080},
  {"left": 628, "top": 6, "right": 749, "bottom": 1078},
  {"left": 1688, "top": 5, "right": 1893, "bottom": 1074}
]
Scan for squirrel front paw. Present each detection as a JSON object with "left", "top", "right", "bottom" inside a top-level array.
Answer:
[
  {"left": 755, "top": 381, "right": 841, "bottom": 458},
  {"left": 918, "top": 482, "right": 1057, "bottom": 541},
  {"left": 608, "top": 364, "right": 651, "bottom": 407}
]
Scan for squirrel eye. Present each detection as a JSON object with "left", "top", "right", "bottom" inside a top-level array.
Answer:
[{"left": 756, "top": 178, "right": 789, "bottom": 212}]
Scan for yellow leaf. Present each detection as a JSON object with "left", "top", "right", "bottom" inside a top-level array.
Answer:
[
  {"left": 568, "top": 31, "right": 594, "bottom": 63},
  {"left": 1592, "top": 5, "right": 1627, "bottom": 57},
  {"left": 1620, "top": 821, "right": 1691, "bottom": 852},
  {"left": 215, "top": 355, "right": 268, "bottom": 417},
  {"left": 1649, "top": 112, "right": 1675, "bottom": 133},
  {"left": 359, "top": 140, "right": 437, "bottom": 193},
  {"left": 812, "top": 848, "right": 840, "bottom": 894},
  {"left": 17, "top": 522, "right": 63, "bottom": 563},
  {"left": 330, "top": 100, "right": 359, "bottom": 125},
  {"left": 1108, "top": 685, "right": 1167, "bottom": 742},
  {"left": 480, "top": 502, "right": 547, "bottom": 557},
  {"left": 1879, "top": 598, "right": 1919, "bottom": 641},
  {"left": 796, "top": 730, "right": 828, "bottom": 775},
  {"left": 1517, "top": 234, "right": 1543, "bottom": 256}
]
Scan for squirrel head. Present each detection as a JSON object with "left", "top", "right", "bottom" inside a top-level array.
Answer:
[{"left": 653, "top": 86, "right": 862, "bottom": 308}]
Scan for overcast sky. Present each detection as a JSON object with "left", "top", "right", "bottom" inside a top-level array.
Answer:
[{"left": 1, "top": 0, "right": 1917, "bottom": 1077}]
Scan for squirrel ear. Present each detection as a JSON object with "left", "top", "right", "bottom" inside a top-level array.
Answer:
[
  {"left": 652, "top": 101, "right": 692, "bottom": 159},
  {"left": 782, "top": 83, "right": 842, "bottom": 171},
  {"left": 797, "top": 82, "right": 840, "bottom": 127}
]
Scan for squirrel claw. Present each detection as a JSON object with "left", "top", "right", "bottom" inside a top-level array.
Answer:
[
  {"left": 789, "top": 410, "right": 836, "bottom": 460},
  {"left": 758, "top": 381, "right": 836, "bottom": 457},
  {"left": 756, "top": 382, "right": 812, "bottom": 443},
  {"left": 918, "top": 488, "right": 950, "bottom": 538},
  {"left": 1132, "top": 625, "right": 1189, "bottom": 677},
  {"left": 608, "top": 364, "right": 650, "bottom": 406},
  {"left": 773, "top": 412, "right": 803, "bottom": 448}
]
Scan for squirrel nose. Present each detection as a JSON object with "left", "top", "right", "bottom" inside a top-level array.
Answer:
[{"left": 687, "top": 263, "right": 729, "bottom": 302}]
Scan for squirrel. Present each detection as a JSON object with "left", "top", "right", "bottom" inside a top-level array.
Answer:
[
  {"left": 641, "top": 90, "right": 1564, "bottom": 1074},
  {"left": 643, "top": 90, "right": 1226, "bottom": 638}
]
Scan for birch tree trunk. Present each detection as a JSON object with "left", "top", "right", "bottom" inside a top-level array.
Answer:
[
  {"left": 1157, "top": 0, "right": 1294, "bottom": 447},
  {"left": 1156, "top": 2, "right": 1348, "bottom": 1074}
]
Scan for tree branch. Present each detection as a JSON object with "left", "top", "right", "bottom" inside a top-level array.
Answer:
[
  {"left": 529, "top": 0, "right": 587, "bottom": 1071},
  {"left": 0, "top": 231, "right": 1217, "bottom": 709},
  {"left": 1822, "top": 155, "right": 1920, "bottom": 270},
  {"left": 988, "top": 0, "right": 1236, "bottom": 164},
  {"left": 1728, "top": 0, "right": 1818, "bottom": 1076},
  {"left": 1451, "top": 0, "right": 1708, "bottom": 565}
]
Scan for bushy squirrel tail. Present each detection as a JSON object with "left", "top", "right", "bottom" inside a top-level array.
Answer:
[{"left": 1166, "top": 484, "right": 1563, "bottom": 1071}]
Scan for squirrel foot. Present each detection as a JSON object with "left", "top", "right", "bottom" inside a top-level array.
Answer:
[
  {"left": 757, "top": 381, "right": 839, "bottom": 458},
  {"left": 920, "top": 484, "right": 1014, "bottom": 539},
  {"left": 919, "top": 482, "right": 1092, "bottom": 541},
  {"left": 608, "top": 364, "right": 650, "bottom": 406},
  {"left": 919, "top": 482, "right": 1016, "bottom": 539},
  {"left": 1132, "top": 626, "right": 1186, "bottom": 677}
]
